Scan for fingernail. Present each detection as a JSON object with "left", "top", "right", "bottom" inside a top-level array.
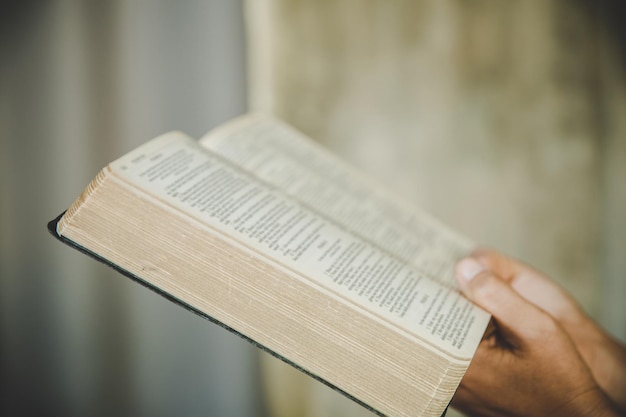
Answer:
[{"left": 457, "top": 258, "right": 485, "bottom": 281}]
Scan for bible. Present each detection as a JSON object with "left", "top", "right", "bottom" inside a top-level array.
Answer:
[{"left": 49, "top": 114, "right": 490, "bottom": 417}]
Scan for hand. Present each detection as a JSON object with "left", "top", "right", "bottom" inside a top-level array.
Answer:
[
  {"left": 470, "top": 249, "right": 626, "bottom": 411},
  {"left": 451, "top": 257, "right": 622, "bottom": 417}
]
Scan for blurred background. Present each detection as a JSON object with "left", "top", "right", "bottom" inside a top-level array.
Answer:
[{"left": 1, "top": 1, "right": 625, "bottom": 417}]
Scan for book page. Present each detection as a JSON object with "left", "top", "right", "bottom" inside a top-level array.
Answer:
[
  {"left": 109, "top": 133, "right": 489, "bottom": 358},
  {"left": 200, "top": 115, "right": 474, "bottom": 287}
]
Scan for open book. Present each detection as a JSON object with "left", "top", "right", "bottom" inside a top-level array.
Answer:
[{"left": 49, "top": 114, "right": 490, "bottom": 417}]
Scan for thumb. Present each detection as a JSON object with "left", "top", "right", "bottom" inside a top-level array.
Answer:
[{"left": 456, "top": 257, "right": 550, "bottom": 342}]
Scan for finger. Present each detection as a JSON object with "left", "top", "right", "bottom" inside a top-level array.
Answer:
[
  {"left": 468, "top": 249, "right": 580, "bottom": 322},
  {"left": 469, "top": 248, "right": 521, "bottom": 283},
  {"left": 456, "top": 257, "right": 551, "bottom": 342}
]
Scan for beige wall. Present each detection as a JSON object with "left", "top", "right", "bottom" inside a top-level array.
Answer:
[{"left": 247, "top": 1, "right": 626, "bottom": 416}]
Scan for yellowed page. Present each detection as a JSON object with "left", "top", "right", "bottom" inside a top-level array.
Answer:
[
  {"left": 107, "top": 131, "right": 489, "bottom": 359},
  {"left": 200, "top": 114, "right": 474, "bottom": 286}
]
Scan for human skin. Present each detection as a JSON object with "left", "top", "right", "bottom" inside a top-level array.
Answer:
[
  {"left": 469, "top": 249, "right": 626, "bottom": 410},
  {"left": 451, "top": 253, "right": 625, "bottom": 417}
]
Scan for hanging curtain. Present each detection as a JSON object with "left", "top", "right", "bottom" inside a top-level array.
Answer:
[{"left": 1, "top": 1, "right": 267, "bottom": 416}]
